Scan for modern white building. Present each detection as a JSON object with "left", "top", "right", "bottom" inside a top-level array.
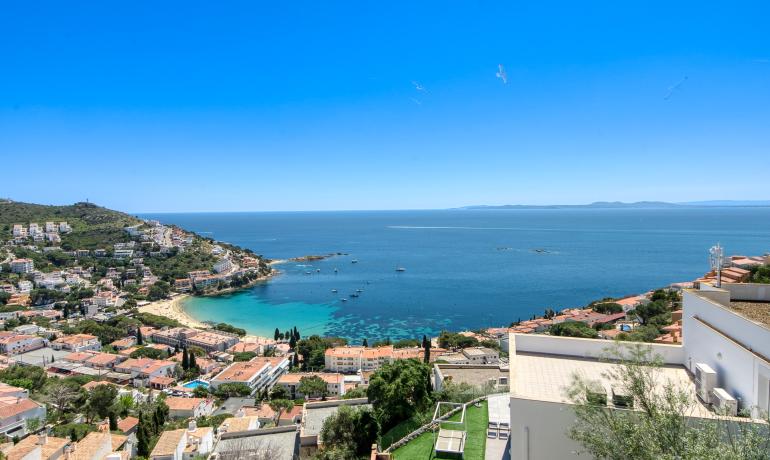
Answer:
[
  {"left": 213, "top": 258, "right": 232, "bottom": 274},
  {"left": 507, "top": 282, "right": 770, "bottom": 459},
  {"left": 210, "top": 356, "right": 291, "bottom": 395}
]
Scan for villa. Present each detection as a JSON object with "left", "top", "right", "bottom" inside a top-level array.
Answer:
[
  {"left": 507, "top": 282, "right": 770, "bottom": 459},
  {"left": 210, "top": 356, "right": 290, "bottom": 395}
]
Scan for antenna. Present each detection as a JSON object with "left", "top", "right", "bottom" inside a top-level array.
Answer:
[{"left": 709, "top": 243, "right": 724, "bottom": 288}]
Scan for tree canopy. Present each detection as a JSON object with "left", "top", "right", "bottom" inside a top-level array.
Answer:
[{"left": 367, "top": 359, "right": 432, "bottom": 430}]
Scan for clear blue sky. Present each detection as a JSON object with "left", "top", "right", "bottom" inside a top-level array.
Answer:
[{"left": 1, "top": 1, "right": 768, "bottom": 212}]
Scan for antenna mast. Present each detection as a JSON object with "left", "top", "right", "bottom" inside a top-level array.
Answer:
[{"left": 709, "top": 243, "right": 724, "bottom": 288}]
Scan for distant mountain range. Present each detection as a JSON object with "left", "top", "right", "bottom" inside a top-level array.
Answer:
[{"left": 458, "top": 200, "right": 770, "bottom": 210}]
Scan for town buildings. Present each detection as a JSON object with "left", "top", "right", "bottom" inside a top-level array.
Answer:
[
  {"left": 323, "top": 345, "right": 445, "bottom": 372},
  {"left": 276, "top": 372, "right": 345, "bottom": 399}
]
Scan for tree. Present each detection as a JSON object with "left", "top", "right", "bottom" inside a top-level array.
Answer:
[
  {"left": 274, "top": 328, "right": 280, "bottom": 341},
  {"left": 136, "top": 413, "right": 151, "bottom": 457},
  {"left": 116, "top": 394, "right": 134, "bottom": 417},
  {"left": 367, "top": 359, "right": 432, "bottom": 430},
  {"left": 214, "top": 383, "right": 252, "bottom": 398},
  {"left": 437, "top": 331, "right": 478, "bottom": 349},
  {"left": 319, "top": 405, "right": 379, "bottom": 457},
  {"left": 422, "top": 335, "right": 431, "bottom": 363},
  {"left": 269, "top": 385, "right": 290, "bottom": 400},
  {"left": 549, "top": 322, "right": 599, "bottom": 339},
  {"left": 268, "top": 399, "right": 294, "bottom": 422},
  {"left": 0, "top": 365, "right": 47, "bottom": 391},
  {"left": 108, "top": 412, "right": 118, "bottom": 431},
  {"left": 592, "top": 302, "right": 623, "bottom": 314},
  {"left": 44, "top": 379, "right": 82, "bottom": 417},
  {"left": 362, "top": 338, "right": 368, "bottom": 347},
  {"left": 233, "top": 351, "right": 257, "bottom": 362},
  {"left": 136, "top": 327, "right": 143, "bottom": 345},
  {"left": 87, "top": 384, "right": 118, "bottom": 420},
  {"left": 182, "top": 348, "right": 190, "bottom": 370},
  {"left": 567, "top": 345, "right": 770, "bottom": 459},
  {"left": 298, "top": 375, "right": 328, "bottom": 400},
  {"left": 189, "top": 352, "right": 198, "bottom": 372}
]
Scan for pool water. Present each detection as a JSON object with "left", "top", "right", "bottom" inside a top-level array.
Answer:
[{"left": 182, "top": 380, "right": 209, "bottom": 390}]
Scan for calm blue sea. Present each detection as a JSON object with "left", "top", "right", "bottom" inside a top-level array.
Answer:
[{"left": 139, "top": 208, "right": 770, "bottom": 341}]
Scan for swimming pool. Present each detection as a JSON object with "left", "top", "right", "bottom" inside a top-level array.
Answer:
[{"left": 182, "top": 379, "right": 209, "bottom": 390}]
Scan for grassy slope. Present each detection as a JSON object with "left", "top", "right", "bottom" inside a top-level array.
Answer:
[
  {"left": 0, "top": 201, "right": 142, "bottom": 249},
  {"left": 392, "top": 401, "right": 488, "bottom": 460}
]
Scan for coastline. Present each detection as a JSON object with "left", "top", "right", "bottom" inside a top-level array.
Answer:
[{"left": 138, "top": 293, "right": 209, "bottom": 329}]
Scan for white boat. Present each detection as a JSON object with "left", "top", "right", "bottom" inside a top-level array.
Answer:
[
  {"left": 351, "top": 259, "right": 359, "bottom": 264},
  {"left": 395, "top": 267, "right": 406, "bottom": 272}
]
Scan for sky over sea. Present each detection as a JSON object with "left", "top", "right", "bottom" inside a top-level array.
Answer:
[{"left": 1, "top": 1, "right": 769, "bottom": 212}]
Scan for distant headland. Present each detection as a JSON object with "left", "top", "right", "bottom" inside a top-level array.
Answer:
[{"left": 457, "top": 200, "right": 770, "bottom": 210}]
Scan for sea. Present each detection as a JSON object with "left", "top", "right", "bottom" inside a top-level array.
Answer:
[{"left": 138, "top": 208, "right": 770, "bottom": 342}]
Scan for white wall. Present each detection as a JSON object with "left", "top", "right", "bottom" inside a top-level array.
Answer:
[
  {"left": 725, "top": 283, "right": 770, "bottom": 302},
  {"left": 509, "top": 398, "right": 584, "bottom": 460},
  {"left": 510, "top": 333, "right": 686, "bottom": 364},
  {"left": 682, "top": 290, "right": 770, "bottom": 417}
]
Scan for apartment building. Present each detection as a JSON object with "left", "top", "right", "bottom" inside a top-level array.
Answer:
[
  {"left": 151, "top": 327, "right": 239, "bottom": 352},
  {"left": 507, "top": 282, "right": 770, "bottom": 459},
  {"left": 51, "top": 334, "right": 101, "bottom": 352},
  {"left": 114, "top": 357, "right": 177, "bottom": 386},
  {"left": 10, "top": 258, "right": 34, "bottom": 274},
  {"left": 210, "top": 356, "right": 290, "bottom": 395},
  {"left": 0, "top": 332, "right": 46, "bottom": 355},
  {"left": 276, "top": 372, "right": 345, "bottom": 399},
  {"left": 324, "top": 345, "right": 446, "bottom": 372},
  {"left": 150, "top": 423, "right": 214, "bottom": 460}
]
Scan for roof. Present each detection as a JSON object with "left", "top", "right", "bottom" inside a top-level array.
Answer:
[
  {"left": 219, "top": 415, "right": 261, "bottom": 433},
  {"left": 302, "top": 398, "right": 370, "bottom": 437},
  {"left": 435, "top": 363, "right": 507, "bottom": 388},
  {"left": 277, "top": 372, "right": 343, "bottom": 385},
  {"left": 215, "top": 426, "right": 298, "bottom": 460},
  {"left": 54, "top": 334, "right": 98, "bottom": 345},
  {"left": 0, "top": 397, "right": 41, "bottom": 418},
  {"left": 510, "top": 351, "right": 712, "bottom": 418},
  {"left": 150, "top": 429, "right": 185, "bottom": 457},
  {"left": 6, "top": 435, "right": 69, "bottom": 460},
  {"left": 117, "top": 416, "right": 139, "bottom": 433},
  {"left": 213, "top": 357, "right": 287, "bottom": 383},
  {"left": 165, "top": 397, "right": 208, "bottom": 411},
  {"left": 728, "top": 301, "right": 770, "bottom": 328},
  {"left": 243, "top": 404, "right": 277, "bottom": 419}
]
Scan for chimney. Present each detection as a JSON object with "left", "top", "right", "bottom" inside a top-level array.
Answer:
[
  {"left": 37, "top": 432, "right": 48, "bottom": 445},
  {"left": 235, "top": 408, "right": 245, "bottom": 418},
  {"left": 188, "top": 420, "right": 197, "bottom": 432}
]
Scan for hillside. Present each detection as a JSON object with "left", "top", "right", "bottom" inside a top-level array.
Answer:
[
  {"left": 0, "top": 201, "right": 142, "bottom": 249},
  {"left": 0, "top": 200, "right": 271, "bottom": 303}
]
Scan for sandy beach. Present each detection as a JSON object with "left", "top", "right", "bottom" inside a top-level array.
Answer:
[{"left": 138, "top": 294, "right": 209, "bottom": 329}]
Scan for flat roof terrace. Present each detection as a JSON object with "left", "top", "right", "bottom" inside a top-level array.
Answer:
[
  {"left": 510, "top": 352, "right": 713, "bottom": 418},
  {"left": 728, "top": 301, "right": 770, "bottom": 329}
]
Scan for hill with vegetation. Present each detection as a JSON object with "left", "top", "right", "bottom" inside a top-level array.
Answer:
[{"left": 0, "top": 201, "right": 142, "bottom": 249}]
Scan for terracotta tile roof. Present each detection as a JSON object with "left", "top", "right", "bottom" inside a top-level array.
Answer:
[
  {"left": 165, "top": 397, "right": 207, "bottom": 411},
  {"left": 0, "top": 397, "right": 40, "bottom": 418},
  {"left": 278, "top": 372, "right": 342, "bottom": 385},
  {"left": 117, "top": 416, "right": 138, "bottom": 433},
  {"left": 150, "top": 429, "right": 185, "bottom": 457}
]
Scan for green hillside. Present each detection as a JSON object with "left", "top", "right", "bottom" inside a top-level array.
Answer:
[{"left": 0, "top": 201, "right": 142, "bottom": 249}]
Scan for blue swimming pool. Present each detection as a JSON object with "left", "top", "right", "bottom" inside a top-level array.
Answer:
[{"left": 182, "top": 379, "right": 209, "bottom": 390}]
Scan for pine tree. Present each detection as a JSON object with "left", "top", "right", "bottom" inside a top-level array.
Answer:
[
  {"left": 274, "top": 328, "right": 280, "bottom": 341},
  {"left": 182, "top": 348, "right": 189, "bottom": 370},
  {"left": 289, "top": 334, "right": 297, "bottom": 349},
  {"left": 136, "top": 328, "right": 143, "bottom": 345},
  {"left": 136, "top": 415, "right": 150, "bottom": 457},
  {"left": 109, "top": 412, "right": 118, "bottom": 431},
  {"left": 423, "top": 335, "right": 431, "bottom": 364},
  {"left": 362, "top": 338, "right": 368, "bottom": 347},
  {"left": 293, "top": 326, "right": 299, "bottom": 341},
  {"left": 189, "top": 352, "right": 198, "bottom": 372}
]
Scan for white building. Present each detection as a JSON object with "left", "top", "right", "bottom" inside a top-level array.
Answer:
[
  {"left": 17, "top": 280, "right": 33, "bottom": 293},
  {"left": 59, "top": 222, "right": 71, "bottom": 233},
  {"left": 210, "top": 356, "right": 291, "bottom": 395},
  {"left": 150, "top": 422, "right": 213, "bottom": 460},
  {"left": 12, "top": 224, "right": 27, "bottom": 238},
  {"left": 28, "top": 223, "right": 41, "bottom": 237},
  {"left": 507, "top": 282, "right": 770, "bottom": 459},
  {"left": 10, "top": 258, "right": 34, "bottom": 274},
  {"left": 45, "top": 222, "right": 57, "bottom": 233},
  {"left": 213, "top": 258, "right": 232, "bottom": 274}
]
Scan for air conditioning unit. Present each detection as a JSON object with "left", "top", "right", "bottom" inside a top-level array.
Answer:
[
  {"left": 585, "top": 380, "right": 607, "bottom": 406},
  {"left": 611, "top": 385, "right": 633, "bottom": 408},
  {"left": 712, "top": 388, "right": 737, "bottom": 416},
  {"left": 694, "top": 363, "right": 717, "bottom": 404}
]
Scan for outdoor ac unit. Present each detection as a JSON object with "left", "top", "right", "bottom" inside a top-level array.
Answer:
[
  {"left": 585, "top": 380, "right": 607, "bottom": 406},
  {"left": 611, "top": 385, "right": 633, "bottom": 408},
  {"left": 712, "top": 388, "right": 737, "bottom": 416},
  {"left": 694, "top": 363, "right": 717, "bottom": 404}
]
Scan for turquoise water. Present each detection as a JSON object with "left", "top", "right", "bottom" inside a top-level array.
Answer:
[
  {"left": 182, "top": 379, "right": 210, "bottom": 389},
  {"left": 140, "top": 208, "right": 770, "bottom": 341}
]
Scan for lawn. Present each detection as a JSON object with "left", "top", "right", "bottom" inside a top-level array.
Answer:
[{"left": 392, "top": 401, "right": 488, "bottom": 460}]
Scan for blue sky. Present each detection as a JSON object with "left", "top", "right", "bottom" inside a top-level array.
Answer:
[{"left": 1, "top": 2, "right": 769, "bottom": 212}]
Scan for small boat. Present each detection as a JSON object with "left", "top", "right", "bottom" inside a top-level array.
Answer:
[
  {"left": 356, "top": 289, "right": 363, "bottom": 293},
  {"left": 316, "top": 269, "right": 321, "bottom": 272},
  {"left": 331, "top": 289, "right": 338, "bottom": 293},
  {"left": 350, "top": 293, "right": 359, "bottom": 298},
  {"left": 341, "top": 298, "right": 348, "bottom": 302},
  {"left": 304, "top": 271, "right": 312, "bottom": 275},
  {"left": 334, "top": 268, "right": 338, "bottom": 273},
  {"left": 351, "top": 259, "right": 358, "bottom": 264},
  {"left": 395, "top": 267, "right": 406, "bottom": 272}
]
